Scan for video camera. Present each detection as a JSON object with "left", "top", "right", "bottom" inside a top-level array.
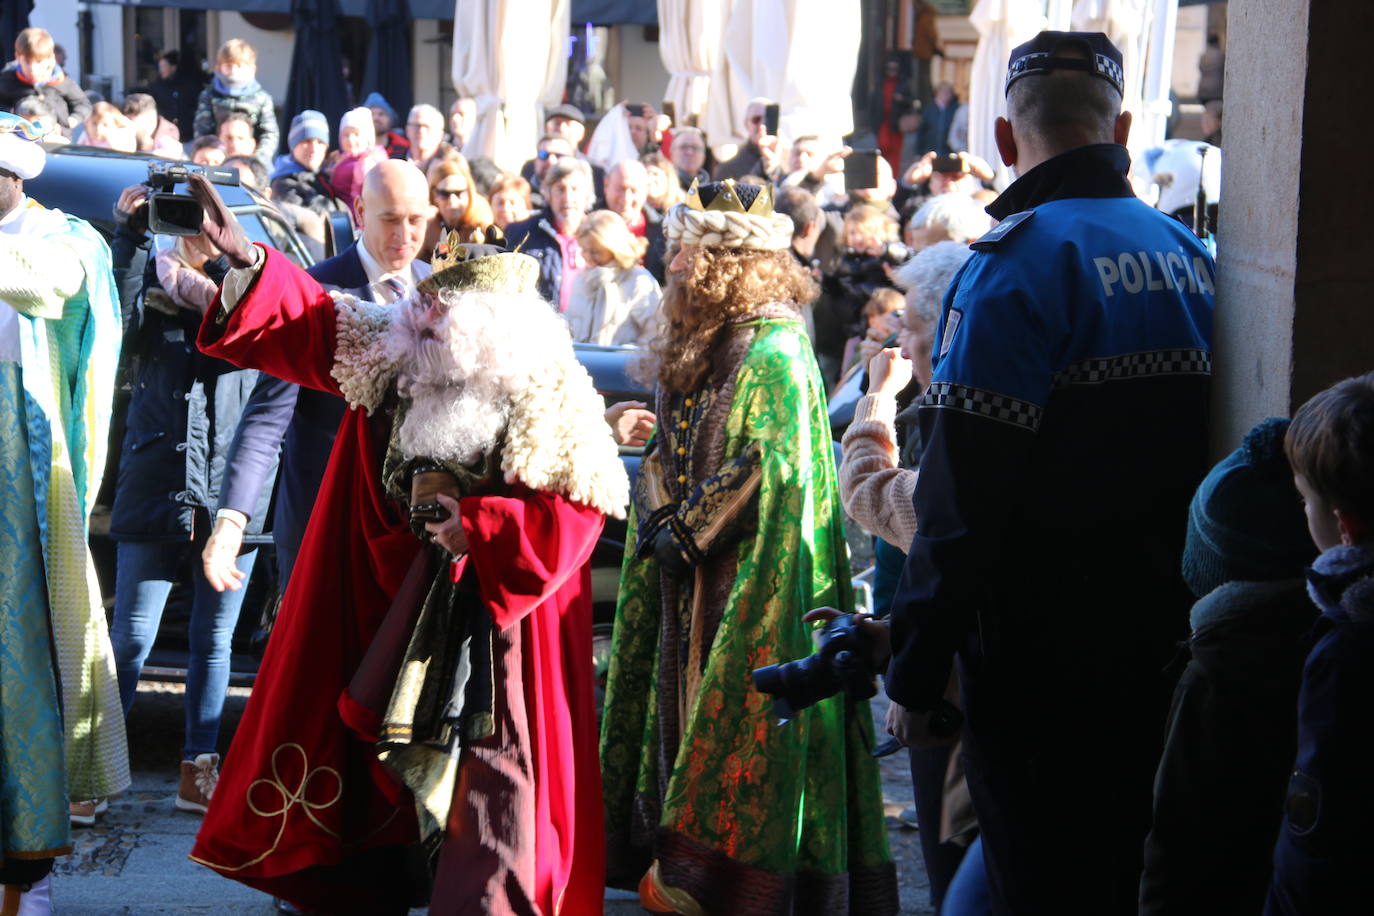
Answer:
[
  {"left": 751, "top": 613, "right": 879, "bottom": 720},
  {"left": 752, "top": 612, "right": 964, "bottom": 745},
  {"left": 145, "top": 161, "right": 240, "bottom": 237}
]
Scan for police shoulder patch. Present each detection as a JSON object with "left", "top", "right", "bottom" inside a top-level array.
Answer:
[{"left": 970, "top": 209, "right": 1035, "bottom": 252}]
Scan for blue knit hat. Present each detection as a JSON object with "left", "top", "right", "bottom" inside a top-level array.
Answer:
[
  {"left": 288, "top": 110, "right": 329, "bottom": 150},
  {"left": 1182, "top": 417, "right": 1318, "bottom": 598},
  {"left": 362, "top": 92, "right": 398, "bottom": 128}
]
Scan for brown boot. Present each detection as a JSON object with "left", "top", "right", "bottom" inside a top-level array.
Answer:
[{"left": 176, "top": 753, "right": 220, "bottom": 814}]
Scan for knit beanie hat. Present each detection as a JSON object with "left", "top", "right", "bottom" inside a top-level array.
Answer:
[
  {"left": 339, "top": 107, "right": 376, "bottom": 148},
  {"left": 288, "top": 109, "right": 329, "bottom": 150},
  {"left": 362, "top": 91, "right": 397, "bottom": 128},
  {"left": 1182, "top": 417, "right": 1318, "bottom": 598}
]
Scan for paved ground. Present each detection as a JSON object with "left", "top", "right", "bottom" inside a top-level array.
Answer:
[{"left": 45, "top": 679, "right": 932, "bottom": 915}]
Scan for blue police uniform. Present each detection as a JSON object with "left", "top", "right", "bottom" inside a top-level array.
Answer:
[{"left": 887, "top": 142, "right": 1215, "bottom": 913}]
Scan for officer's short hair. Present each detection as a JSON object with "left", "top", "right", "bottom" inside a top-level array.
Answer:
[
  {"left": 895, "top": 240, "right": 974, "bottom": 330},
  {"left": 1286, "top": 372, "right": 1374, "bottom": 522},
  {"left": 1007, "top": 48, "right": 1120, "bottom": 149}
]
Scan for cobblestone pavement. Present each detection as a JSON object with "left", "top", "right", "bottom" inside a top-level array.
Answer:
[{"left": 51, "top": 670, "right": 932, "bottom": 914}]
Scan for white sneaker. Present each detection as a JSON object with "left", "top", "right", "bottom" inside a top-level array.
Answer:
[{"left": 69, "top": 798, "right": 108, "bottom": 827}]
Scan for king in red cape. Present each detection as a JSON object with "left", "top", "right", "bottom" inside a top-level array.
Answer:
[{"left": 184, "top": 175, "right": 627, "bottom": 915}]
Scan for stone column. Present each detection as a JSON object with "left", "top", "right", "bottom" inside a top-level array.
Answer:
[{"left": 1210, "top": 0, "right": 1374, "bottom": 453}]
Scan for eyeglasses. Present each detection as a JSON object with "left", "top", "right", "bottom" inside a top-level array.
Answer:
[
  {"left": 747, "top": 115, "right": 764, "bottom": 125},
  {"left": 537, "top": 150, "right": 564, "bottom": 161},
  {"left": 435, "top": 187, "right": 469, "bottom": 200}
]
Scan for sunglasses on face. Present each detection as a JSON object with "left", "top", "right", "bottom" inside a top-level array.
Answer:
[
  {"left": 436, "top": 187, "right": 469, "bottom": 200},
  {"left": 537, "top": 149, "right": 564, "bottom": 161},
  {"left": 747, "top": 115, "right": 764, "bottom": 125}
]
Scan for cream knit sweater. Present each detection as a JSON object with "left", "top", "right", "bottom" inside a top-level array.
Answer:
[{"left": 838, "top": 393, "right": 919, "bottom": 551}]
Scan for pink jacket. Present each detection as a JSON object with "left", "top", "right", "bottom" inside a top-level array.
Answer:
[{"left": 329, "top": 146, "right": 388, "bottom": 218}]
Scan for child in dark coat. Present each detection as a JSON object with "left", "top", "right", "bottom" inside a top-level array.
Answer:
[
  {"left": 1140, "top": 417, "right": 1318, "bottom": 915},
  {"left": 192, "top": 39, "right": 278, "bottom": 172},
  {"left": 1267, "top": 372, "right": 1374, "bottom": 915}
]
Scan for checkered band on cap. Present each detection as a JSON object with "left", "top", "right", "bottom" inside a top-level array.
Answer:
[
  {"left": 920, "top": 382, "right": 1044, "bottom": 432},
  {"left": 1052, "top": 348, "right": 1212, "bottom": 388},
  {"left": 1004, "top": 31, "right": 1126, "bottom": 97}
]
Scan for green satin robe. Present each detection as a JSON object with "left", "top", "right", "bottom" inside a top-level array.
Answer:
[{"left": 601, "top": 316, "right": 898, "bottom": 914}]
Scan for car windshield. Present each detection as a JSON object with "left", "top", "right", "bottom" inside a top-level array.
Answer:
[{"left": 246, "top": 205, "right": 311, "bottom": 269}]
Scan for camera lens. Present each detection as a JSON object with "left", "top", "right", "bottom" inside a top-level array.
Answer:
[{"left": 148, "top": 194, "right": 204, "bottom": 236}]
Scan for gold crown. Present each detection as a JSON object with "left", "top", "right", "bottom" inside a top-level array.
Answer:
[
  {"left": 419, "top": 226, "right": 540, "bottom": 296},
  {"left": 685, "top": 178, "right": 775, "bottom": 216}
]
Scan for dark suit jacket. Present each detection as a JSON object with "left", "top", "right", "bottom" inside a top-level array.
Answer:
[{"left": 217, "top": 244, "right": 366, "bottom": 584}]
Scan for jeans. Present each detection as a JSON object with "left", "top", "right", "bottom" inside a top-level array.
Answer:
[
  {"left": 110, "top": 540, "right": 257, "bottom": 759},
  {"left": 943, "top": 836, "right": 992, "bottom": 916},
  {"left": 872, "top": 537, "right": 906, "bottom": 619}
]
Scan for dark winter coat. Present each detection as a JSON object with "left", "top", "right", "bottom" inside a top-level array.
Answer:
[
  {"left": 712, "top": 140, "right": 771, "bottom": 182},
  {"left": 503, "top": 212, "right": 568, "bottom": 304},
  {"left": 269, "top": 157, "right": 347, "bottom": 219},
  {"left": 193, "top": 75, "right": 280, "bottom": 170},
  {"left": 147, "top": 71, "right": 205, "bottom": 141},
  {"left": 0, "top": 65, "right": 90, "bottom": 136},
  {"left": 1267, "top": 544, "right": 1374, "bottom": 915},
  {"left": 109, "top": 250, "right": 276, "bottom": 544},
  {"left": 1140, "top": 579, "right": 1316, "bottom": 916}
]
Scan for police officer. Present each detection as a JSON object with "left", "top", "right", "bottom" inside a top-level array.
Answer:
[{"left": 884, "top": 32, "right": 1215, "bottom": 914}]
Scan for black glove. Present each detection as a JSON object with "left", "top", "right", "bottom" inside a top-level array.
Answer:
[
  {"left": 653, "top": 528, "right": 691, "bottom": 577},
  {"left": 188, "top": 172, "right": 255, "bottom": 269}
]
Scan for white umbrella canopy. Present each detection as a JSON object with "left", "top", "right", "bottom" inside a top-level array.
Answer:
[
  {"left": 1071, "top": 0, "right": 1176, "bottom": 178},
  {"left": 700, "top": 0, "right": 862, "bottom": 157},
  {"left": 451, "top": 0, "right": 571, "bottom": 172},
  {"left": 658, "top": 0, "right": 737, "bottom": 124},
  {"left": 966, "top": 0, "right": 1048, "bottom": 187}
]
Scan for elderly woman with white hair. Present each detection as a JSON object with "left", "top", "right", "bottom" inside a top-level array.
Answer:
[
  {"left": 904, "top": 192, "right": 994, "bottom": 251},
  {"left": 839, "top": 239, "right": 973, "bottom": 548}
]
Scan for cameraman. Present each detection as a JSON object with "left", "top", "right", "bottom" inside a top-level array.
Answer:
[
  {"left": 814, "top": 204, "right": 909, "bottom": 386},
  {"left": 105, "top": 179, "right": 276, "bottom": 815}
]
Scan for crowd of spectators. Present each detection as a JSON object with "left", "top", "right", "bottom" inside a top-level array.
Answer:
[{"left": 27, "top": 25, "right": 1358, "bottom": 916}]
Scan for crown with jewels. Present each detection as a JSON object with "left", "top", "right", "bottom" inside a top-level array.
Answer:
[
  {"left": 419, "top": 225, "right": 540, "bottom": 296},
  {"left": 685, "top": 178, "right": 775, "bottom": 217}
]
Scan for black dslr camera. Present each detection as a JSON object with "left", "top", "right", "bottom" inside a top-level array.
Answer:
[
  {"left": 752, "top": 613, "right": 879, "bottom": 720},
  {"left": 145, "top": 161, "right": 240, "bottom": 237}
]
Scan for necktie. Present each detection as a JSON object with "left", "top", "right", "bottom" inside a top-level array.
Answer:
[{"left": 383, "top": 276, "right": 407, "bottom": 302}]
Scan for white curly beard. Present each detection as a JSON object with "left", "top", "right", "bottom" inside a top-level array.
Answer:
[{"left": 384, "top": 287, "right": 572, "bottom": 466}]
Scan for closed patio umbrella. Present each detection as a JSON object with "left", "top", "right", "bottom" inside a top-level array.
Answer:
[
  {"left": 966, "top": 0, "right": 1047, "bottom": 188},
  {"left": 285, "top": 0, "right": 353, "bottom": 142},
  {"left": 363, "top": 0, "right": 412, "bottom": 120},
  {"left": 0, "top": 1, "right": 34, "bottom": 78}
]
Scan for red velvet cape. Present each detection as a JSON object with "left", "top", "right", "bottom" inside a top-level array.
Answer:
[{"left": 188, "top": 246, "right": 606, "bottom": 915}]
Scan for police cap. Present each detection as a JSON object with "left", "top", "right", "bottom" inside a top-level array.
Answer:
[{"left": 1004, "top": 31, "right": 1125, "bottom": 98}]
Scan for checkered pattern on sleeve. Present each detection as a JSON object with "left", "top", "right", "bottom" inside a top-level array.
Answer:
[
  {"left": 1052, "top": 348, "right": 1212, "bottom": 388},
  {"left": 920, "top": 382, "right": 1044, "bottom": 432}
]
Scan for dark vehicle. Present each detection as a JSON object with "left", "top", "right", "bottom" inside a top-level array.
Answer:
[{"left": 27, "top": 146, "right": 648, "bottom": 685}]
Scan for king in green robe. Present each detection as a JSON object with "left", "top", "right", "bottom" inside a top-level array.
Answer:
[{"left": 600, "top": 180, "right": 898, "bottom": 916}]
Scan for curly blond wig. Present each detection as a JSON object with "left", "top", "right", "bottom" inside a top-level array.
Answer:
[{"left": 644, "top": 245, "right": 817, "bottom": 393}]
